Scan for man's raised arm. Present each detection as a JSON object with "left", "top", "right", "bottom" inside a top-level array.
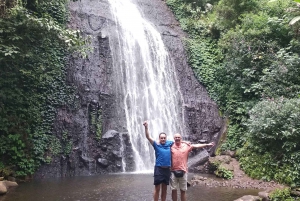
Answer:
[{"left": 143, "top": 121, "right": 154, "bottom": 144}]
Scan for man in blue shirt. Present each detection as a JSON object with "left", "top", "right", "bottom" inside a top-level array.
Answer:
[{"left": 143, "top": 121, "right": 173, "bottom": 201}]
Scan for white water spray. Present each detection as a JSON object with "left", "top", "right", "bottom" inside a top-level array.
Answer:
[{"left": 108, "top": 0, "right": 184, "bottom": 172}]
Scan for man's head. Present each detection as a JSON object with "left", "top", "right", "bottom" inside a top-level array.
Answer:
[
  {"left": 159, "top": 132, "right": 167, "bottom": 144},
  {"left": 174, "top": 133, "right": 182, "bottom": 145}
]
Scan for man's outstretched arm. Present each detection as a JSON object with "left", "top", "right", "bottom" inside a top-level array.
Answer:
[
  {"left": 143, "top": 121, "right": 154, "bottom": 144},
  {"left": 191, "top": 142, "right": 215, "bottom": 149}
]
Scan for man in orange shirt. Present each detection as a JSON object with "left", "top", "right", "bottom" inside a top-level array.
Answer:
[{"left": 170, "top": 133, "right": 215, "bottom": 201}]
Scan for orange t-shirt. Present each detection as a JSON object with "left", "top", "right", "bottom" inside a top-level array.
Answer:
[{"left": 171, "top": 142, "right": 193, "bottom": 173}]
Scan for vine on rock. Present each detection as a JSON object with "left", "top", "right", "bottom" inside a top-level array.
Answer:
[{"left": 0, "top": 0, "right": 85, "bottom": 177}]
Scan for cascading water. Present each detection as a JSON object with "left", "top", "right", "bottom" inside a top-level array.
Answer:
[{"left": 108, "top": 0, "right": 184, "bottom": 172}]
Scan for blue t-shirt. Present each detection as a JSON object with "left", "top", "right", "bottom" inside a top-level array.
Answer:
[{"left": 152, "top": 140, "right": 173, "bottom": 167}]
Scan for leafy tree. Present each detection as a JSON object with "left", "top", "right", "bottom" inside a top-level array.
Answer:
[
  {"left": 240, "top": 98, "right": 300, "bottom": 185},
  {"left": 213, "top": 0, "right": 258, "bottom": 31}
]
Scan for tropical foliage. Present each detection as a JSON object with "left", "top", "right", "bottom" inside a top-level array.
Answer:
[
  {"left": 0, "top": 0, "right": 84, "bottom": 177},
  {"left": 269, "top": 188, "right": 295, "bottom": 201},
  {"left": 166, "top": 0, "right": 300, "bottom": 187}
]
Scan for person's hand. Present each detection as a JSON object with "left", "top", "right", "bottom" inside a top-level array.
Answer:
[
  {"left": 207, "top": 142, "right": 215, "bottom": 147},
  {"left": 143, "top": 121, "right": 148, "bottom": 128}
]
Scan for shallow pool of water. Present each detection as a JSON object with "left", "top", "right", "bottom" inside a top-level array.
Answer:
[{"left": 0, "top": 173, "right": 259, "bottom": 201}]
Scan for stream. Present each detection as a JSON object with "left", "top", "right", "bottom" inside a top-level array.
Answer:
[{"left": 0, "top": 173, "right": 259, "bottom": 201}]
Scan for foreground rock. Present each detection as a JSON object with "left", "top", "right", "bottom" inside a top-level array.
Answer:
[
  {"left": 234, "top": 195, "right": 261, "bottom": 201},
  {"left": 0, "top": 180, "right": 18, "bottom": 195}
]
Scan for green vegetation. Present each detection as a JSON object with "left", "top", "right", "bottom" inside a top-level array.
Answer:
[
  {"left": 214, "top": 165, "right": 234, "bottom": 180},
  {"left": 166, "top": 0, "right": 300, "bottom": 188},
  {"left": 269, "top": 188, "right": 295, "bottom": 201},
  {"left": 0, "top": 0, "right": 84, "bottom": 177},
  {"left": 240, "top": 98, "right": 300, "bottom": 185},
  {"left": 208, "top": 157, "right": 233, "bottom": 179},
  {"left": 90, "top": 108, "right": 103, "bottom": 141}
]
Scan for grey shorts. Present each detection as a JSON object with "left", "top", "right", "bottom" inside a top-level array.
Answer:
[{"left": 170, "top": 171, "right": 188, "bottom": 191}]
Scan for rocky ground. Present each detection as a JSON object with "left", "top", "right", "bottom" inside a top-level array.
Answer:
[
  {"left": 191, "top": 158, "right": 285, "bottom": 190},
  {"left": 190, "top": 157, "right": 287, "bottom": 201}
]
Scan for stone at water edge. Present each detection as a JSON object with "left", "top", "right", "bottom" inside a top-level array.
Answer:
[
  {"left": 234, "top": 195, "right": 261, "bottom": 201},
  {"left": 0, "top": 180, "right": 19, "bottom": 195},
  {"left": 0, "top": 181, "right": 7, "bottom": 195},
  {"left": 258, "top": 191, "right": 270, "bottom": 201},
  {"left": 4, "top": 180, "right": 18, "bottom": 188}
]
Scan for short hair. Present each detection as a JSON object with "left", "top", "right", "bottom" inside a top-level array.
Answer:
[{"left": 159, "top": 132, "right": 167, "bottom": 138}]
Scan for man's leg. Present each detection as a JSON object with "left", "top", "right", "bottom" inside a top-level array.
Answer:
[
  {"left": 180, "top": 189, "right": 186, "bottom": 201},
  {"left": 172, "top": 189, "right": 177, "bottom": 201},
  {"left": 170, "top": 172, "right": 178, "bottom": 201},
  {"left": 154, "top": 184, "right": 160, "bottom": 201},
  {"left": 161, "top": 183, "right": 167, "bottom": 201},
  {"left": 178, "top": 173, "right": 188, "bottom": 201}
]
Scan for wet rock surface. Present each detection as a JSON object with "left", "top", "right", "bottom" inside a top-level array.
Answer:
[
  {"left": 34, "top": 0, "right": 224, "bottom": 178},
  {"left": 34, "top": 129, "right": 135, "bottom": 178}
]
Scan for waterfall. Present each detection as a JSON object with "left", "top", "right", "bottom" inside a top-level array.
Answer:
[
  {"left": 108, "top": 0, "right": 184, "bottom": 172},
  {"left": 119, "top": 134, "right": 127, "bottom": 172}
]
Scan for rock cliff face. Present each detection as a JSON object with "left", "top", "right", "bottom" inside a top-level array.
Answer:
[{"left": 34, "top": 0, "right": 224, "bottom": 178}]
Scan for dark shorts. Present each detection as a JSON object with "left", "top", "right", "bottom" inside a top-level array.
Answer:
[{"left": 153, "top": 166, "right": 171, "bottom": 185}]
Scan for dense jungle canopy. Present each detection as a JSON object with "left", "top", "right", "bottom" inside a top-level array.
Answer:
[
  {"left": 0, "top": 0, "right": 300, "bottom": 197},
  {"left": 166, "top": 0, "right": 300, "bottom": 189}
]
